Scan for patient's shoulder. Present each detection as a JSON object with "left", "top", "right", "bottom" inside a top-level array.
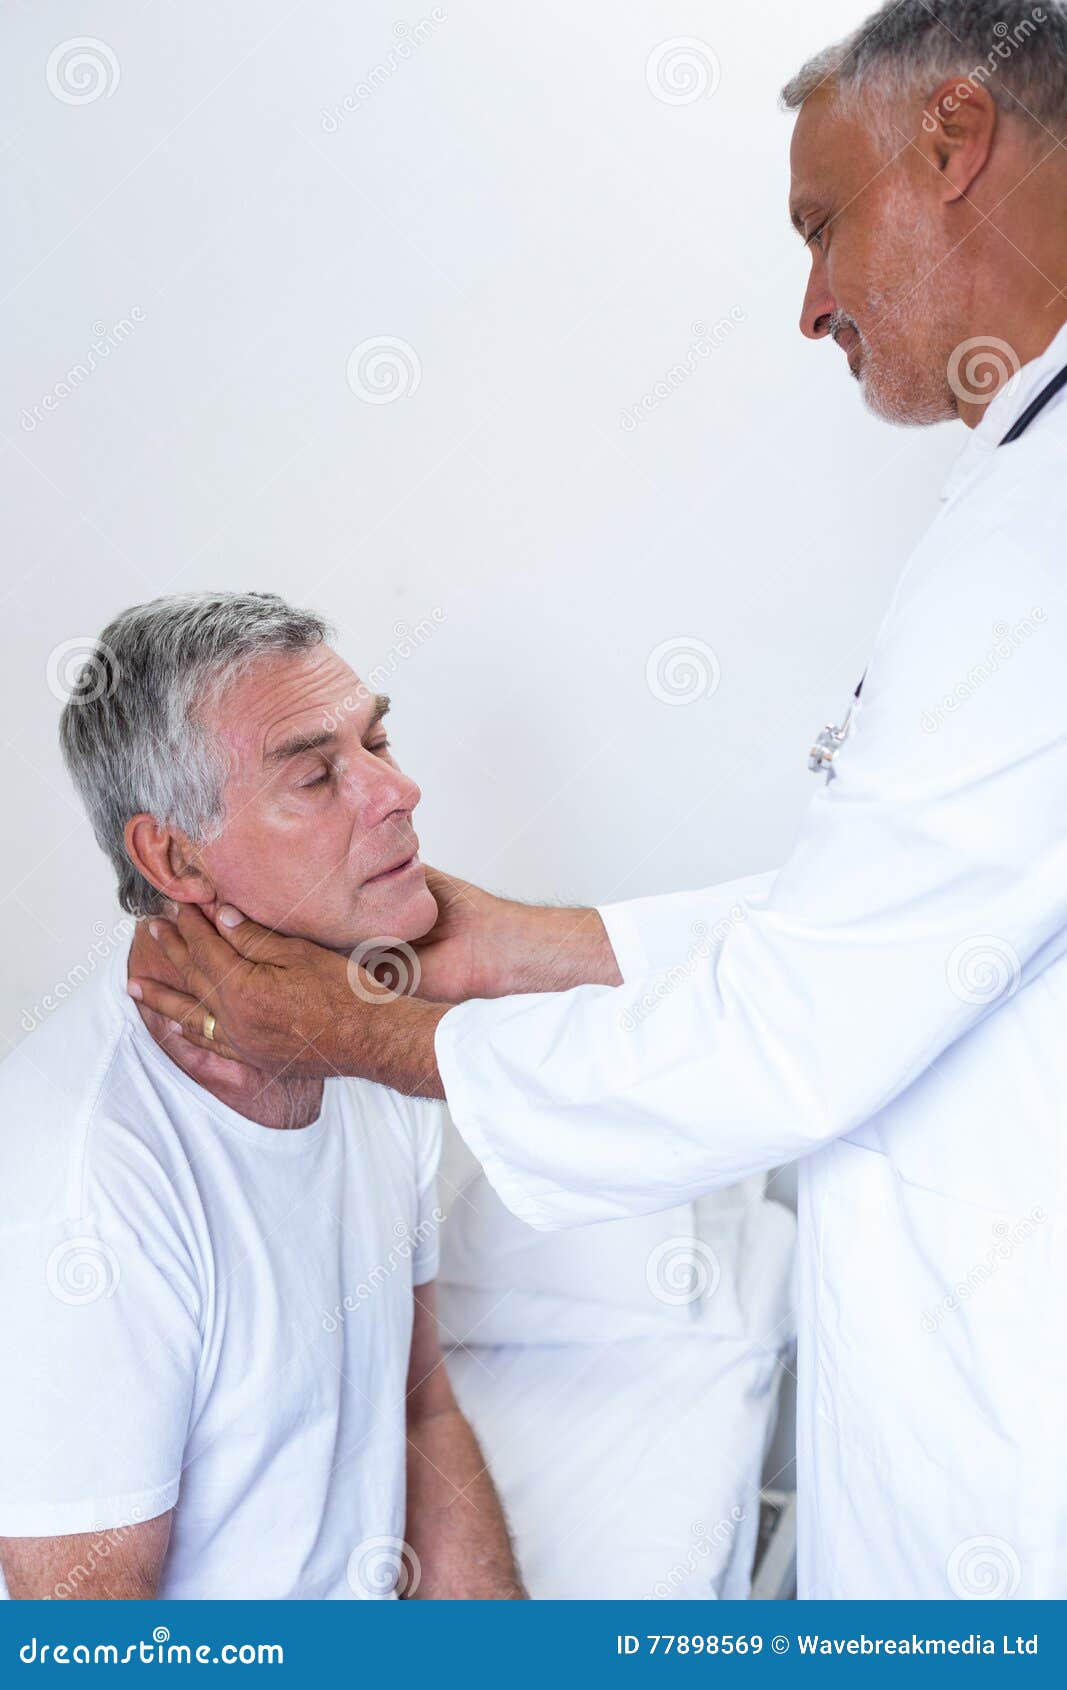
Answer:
[
  {"left": 335, "top": 1078, "right": 446, "bottom": 1181},
  {"left": 388, "top": 1092, "right": 447, "bottom": 1187},
  {"left": 0, "top": 969, "right": 171, "bottom": 1229}
]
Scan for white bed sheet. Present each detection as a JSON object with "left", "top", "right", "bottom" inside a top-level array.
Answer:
[{"left": 445, "top": 1334, "right": 785, "bottom": 1600}]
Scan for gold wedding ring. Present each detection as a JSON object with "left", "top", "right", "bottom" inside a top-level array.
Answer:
[{"left": 203, "top": 1012, "right": 217, "bottom": 1043}]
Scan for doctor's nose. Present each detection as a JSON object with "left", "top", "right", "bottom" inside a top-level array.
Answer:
[{"left": 800, "top": 264, "right": 836, "bottom": 342}]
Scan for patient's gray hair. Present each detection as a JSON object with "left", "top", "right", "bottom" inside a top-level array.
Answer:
[
  {"left": 781, "top": 1, "right": 1067, "bottom": 144},
  {"left": 59, "top": 591, "right": 334, "bottom": 917}
]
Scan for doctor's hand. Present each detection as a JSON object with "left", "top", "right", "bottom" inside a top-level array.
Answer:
[
  {"left": 128, "top": 904, "right": 447, "bottom": 1094},
  {"left": 413, "top": 867, "right": 622, "bottom": 1000},
  {"left": 411, "top": 869, "right": 524, "bottom": 1001}
]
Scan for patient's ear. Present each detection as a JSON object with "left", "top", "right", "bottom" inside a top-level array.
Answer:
[{"left": 124, "top": 814, "right": 217, "bottom": 907}]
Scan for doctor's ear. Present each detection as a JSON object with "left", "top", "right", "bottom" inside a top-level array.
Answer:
[
  {"left": 914, "top": 77, "right": 997, "bottom": 201},
  {"left": 123, "top": 814, "right": 217, "bottom": 909}
]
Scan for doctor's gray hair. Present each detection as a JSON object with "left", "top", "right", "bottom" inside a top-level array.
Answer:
[
  {"left": 781, "top": 1, "right": 1067, "bottom": 143},
  {"left": 59, "top": 591, "right": 334, "bottom": 917}
]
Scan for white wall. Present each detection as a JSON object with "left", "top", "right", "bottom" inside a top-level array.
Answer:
[{"left": 1, "top": 0, "right": 960, "bottom": 1052}]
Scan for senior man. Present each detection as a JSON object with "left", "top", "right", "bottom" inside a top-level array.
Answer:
[
  {"left": 134, "top": 1, "right": 1067, "bottom": 1599},
  {"left": 0, "top": 592, "right": 523, "bottom": 1601}
]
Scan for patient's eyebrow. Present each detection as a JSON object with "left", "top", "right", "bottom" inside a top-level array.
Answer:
[
  {"left": 264, "top": 729, "right": 338, "bottom": 766},
  {"left": 263, "top": 695, "right": 391, "bottom": 764}
]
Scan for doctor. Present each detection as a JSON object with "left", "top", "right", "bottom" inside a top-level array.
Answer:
[{"left": 132, "top": 0, "right": 1067, "bottom": 1598}]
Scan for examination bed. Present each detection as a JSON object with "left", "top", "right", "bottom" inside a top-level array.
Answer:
[{"left": 435, "top": 1121, "right": 796, "bottom": 1600}]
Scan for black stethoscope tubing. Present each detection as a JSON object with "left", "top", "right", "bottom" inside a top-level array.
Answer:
[{"left": 849, "top": 357, "right": 1067, "bottom": 705}]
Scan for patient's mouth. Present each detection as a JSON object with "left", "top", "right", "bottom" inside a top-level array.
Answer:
[{"left": 363, "top": 852, "right": 419, "bottom": 887}]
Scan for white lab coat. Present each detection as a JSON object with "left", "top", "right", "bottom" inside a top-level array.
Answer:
[{"left": 436, "top": 321, "right": 1067, "bottom": 1600}]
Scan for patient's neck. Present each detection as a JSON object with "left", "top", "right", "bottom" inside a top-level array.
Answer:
[{"left": 127, "top": 922, "right": 324, "bottom": 1131}]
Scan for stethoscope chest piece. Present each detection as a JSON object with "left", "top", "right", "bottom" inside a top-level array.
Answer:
[{"left": 808, "top": 688, "right": 859, "bottom": 779}]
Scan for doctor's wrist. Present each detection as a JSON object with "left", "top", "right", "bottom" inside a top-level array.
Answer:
[
  {"left": 419, "top": 871, "right": 622, "bottom": 999},
  {"left": 502, "top": 901, "right": 622, "bottom": 994}
]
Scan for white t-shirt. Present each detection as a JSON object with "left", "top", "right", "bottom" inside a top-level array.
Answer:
[{"left": 0, "top": 939, "right": 443, "bottom": 1599}]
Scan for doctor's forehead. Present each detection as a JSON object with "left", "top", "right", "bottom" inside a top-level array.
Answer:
[{"left": 788, "top": 89, "right": 870, "bottom": 218}]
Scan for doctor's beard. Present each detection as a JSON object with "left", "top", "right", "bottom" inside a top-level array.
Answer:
[{"left": 833, "top": 182, "right": 968, "bottom": 427}]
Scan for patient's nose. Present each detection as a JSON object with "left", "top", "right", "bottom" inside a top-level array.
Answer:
[{"left": 346, "top": 757, "right": 420, "bottom": 823}]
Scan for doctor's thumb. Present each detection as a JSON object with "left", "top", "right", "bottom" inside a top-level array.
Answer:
[{"left": 214, "top": 904, "right": 294, "bottom": 966}]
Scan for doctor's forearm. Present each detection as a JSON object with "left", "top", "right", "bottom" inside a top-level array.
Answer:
[
  {"left": 346, "top": 997, "right": 448, "bottom": 1099},
  {"left": 341, "top": 905, "right": 622, "bottom": 1092},
  {"left": 340, "top": 909, "right": 620, "bottom": 1093},
  {"left": 482, "top": 900, "right": 622, "bottom": 994}
]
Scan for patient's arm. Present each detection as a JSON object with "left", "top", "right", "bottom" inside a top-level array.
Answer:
[
  {"left": 413, "top": 869, "right": 622, "bottom": 1002},
  {"left": 0, "top": 1512, "right": 172, "bottom": 1599},
  {"left": 403, "top": 1284, "right": 526, "bottom": 1599}
]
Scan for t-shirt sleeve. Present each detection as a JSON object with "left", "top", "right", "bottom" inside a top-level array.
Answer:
[
  {"left": 410, "top": 1102, "right": 444, "bottom": 1285},
  {"left": 0, "top": 1122, "right": 201, "bottom": 1538}
]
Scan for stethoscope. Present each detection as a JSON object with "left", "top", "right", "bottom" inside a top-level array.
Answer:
[{"left": 808, "top": 357, "right": 1067, "bottom": 776}]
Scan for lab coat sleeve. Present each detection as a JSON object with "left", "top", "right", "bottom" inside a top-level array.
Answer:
[
  {"left": 598, "top": 871, "right": 777, "bottom": 984},
  {"left": 436, "top": 491, "right": 1067, "bottom": 1230}
]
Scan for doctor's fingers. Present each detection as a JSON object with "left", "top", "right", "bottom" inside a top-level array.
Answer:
[
  {"left": 132, "top": 913, "right": 235, "bottom": 1047},
  {"left": 127, "top": 975, "right": 241, "bottom": 1060},
  {"left": 146, "top": 904, "right": 250, "bottom": 1009}
]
